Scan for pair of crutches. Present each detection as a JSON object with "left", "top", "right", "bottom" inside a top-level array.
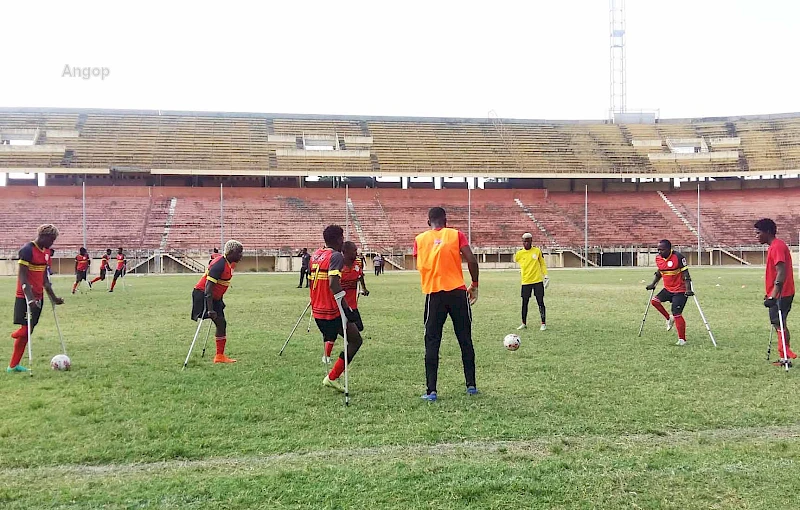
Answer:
[
  {"left": 182, "top": 309, "right": 214, "bottom": 370},
  {"left": 638, "top": 284, "right": 717, "bottom": 347},
  {"left": 20, "top": 284, "right": 67, "bottom": 377}
]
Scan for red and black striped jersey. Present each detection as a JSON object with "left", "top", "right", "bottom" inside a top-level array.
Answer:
[
  {"left": 16, "top": 242, "right": 49, "bottom": 299},
  {"left": 340, "top": 259, "right": 363, "bottom": 310},
  {"left": 101, "top": 254, "right": 111, "bottom": 270},
  {"left": 655, "top": 251, "right": 688, "bottom": 293},
  {"left": 310, "top": 248, "right": 344, "bottom": 320},
  {"left": 116, "top": 253, "right": 126, "bottom": 270},
  {"left": 75, "top": 254, "right": 90, "bottom": 271},
  {"left": 194, "top": 255, "right": 234, "bottom": 300}
]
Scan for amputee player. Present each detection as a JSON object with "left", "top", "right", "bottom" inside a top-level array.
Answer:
[
  {"left": 7, "top": 224, "right": 65, "bottom": 373},
  {"left": 414, "top": 207, "right": 479, "bottom": 401},
  {"left": 310, "top": 226, "right": 364, "bottom": 393},
  {"left": 191, "top": 240, "right": 244, "bottom": 364},
  {"left": 755, "top": 218, "right": 797, "bottom": 367},
  {"left": 513, "top": 232, "right": 549, "bottom": 331},
  {"left": 72, "top": 247, "right": 91, "bottom": 293},
  {"left": 90, "top": 249, "right": 113, "bottom": 286},
  {"left": 109, "top": 247, "right": 127, "bottom": 292},
  {"left": 645, "top": 240, "right": 694, "bottom": 346}
]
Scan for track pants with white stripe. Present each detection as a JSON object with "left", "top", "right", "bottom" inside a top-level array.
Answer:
[{"left": 423, "top": 288, "right": 476, "bottom": 394}]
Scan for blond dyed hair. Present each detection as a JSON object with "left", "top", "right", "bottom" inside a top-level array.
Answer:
[
  {"left": 37, "top": 224, "right": 59, "bottom": 238},
  {"left": 224, "top": 240, "right": 243, "bottom": 255}
]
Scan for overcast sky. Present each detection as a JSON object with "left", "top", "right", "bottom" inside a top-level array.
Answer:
[{"left": 2, "top": 0, "right": 798, "bottom": 120}]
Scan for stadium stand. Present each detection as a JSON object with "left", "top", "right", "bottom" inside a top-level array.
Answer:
[{"left": 3, "top": 108, "right": 800, "bottom": 176}]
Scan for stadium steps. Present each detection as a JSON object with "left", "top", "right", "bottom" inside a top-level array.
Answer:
[
  {"left": 159, "top": 197, "right": 178, "bottom": 251},
  {"left": 345, "top": 197, "right": 369, "bottom": 250},
  {"left": 657, "top": 191, "right": 703, "bottom": 240},
  {"left": 513, "top": 198, "right": 559, "bottom": 248}
]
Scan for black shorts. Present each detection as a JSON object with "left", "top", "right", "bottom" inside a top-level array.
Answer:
[
  {"left": 769, "top": 295, "right": 794, "bottom": 327},
  {"left": 190, "top": 288, "right": 225, "bottom": 321},
  {"left": 521, "top": 282, "right": 545, "bottom": 299},
  {"left": 656, "top": 289, "right": 687, "bottom": 316},
  {"left": 76, "top": 270, "right": 87, "bottom": 281},
  {"left": 100, "top": 268, "right": 107, "bottom": 279},
  {"left": 13, "top": 297, "right": 43, "bottom": 328},
  {"left": 114, "top": 269, "right": 125, "bottom": 279},
  {"left": 315, "top": 317, "right": 344, "bottom": 342}
]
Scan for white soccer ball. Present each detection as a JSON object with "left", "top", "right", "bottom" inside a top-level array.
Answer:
[
  {"left": 503, "top": 334, "right": 521, "bottom": 351},
  {"left": 50, "top": 354, "right": 71, "bottom": 371}
]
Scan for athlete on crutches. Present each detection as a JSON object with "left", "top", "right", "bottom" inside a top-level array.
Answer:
[
  {"left": 644, "top": 240, "right": 696, "bottom": 346},
  {"left": 312, "top": 226, "right": 364, "bottom": 399},
  {"left": 756, "top": 218, "right": 796, "bottom": 370},
  {"left": 8, "top": 225, "right": 65, "bottom": 374},
  {"left": 184, "top": 240, "right": 244, "bottom": 369}
]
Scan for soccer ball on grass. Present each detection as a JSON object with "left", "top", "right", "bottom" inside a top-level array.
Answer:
[
  {"left": 503, "top": 334, "right": 521, "bottom": 351},
  {"left": 50, "top": 354, "right": 71, "bottom": 371}
]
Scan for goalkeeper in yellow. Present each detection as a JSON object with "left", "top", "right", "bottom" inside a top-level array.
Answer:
[{"left": 513, "top": 232, "right": 549, "bottom": 331}]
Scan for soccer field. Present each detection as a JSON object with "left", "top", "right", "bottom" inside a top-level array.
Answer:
[{"left": 1, "top": 268, "right": 799, "bottom": 509}]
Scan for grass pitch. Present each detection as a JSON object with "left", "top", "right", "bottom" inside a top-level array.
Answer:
[{"left": 1, "top": 268, "right": 799, "bottom": 509}]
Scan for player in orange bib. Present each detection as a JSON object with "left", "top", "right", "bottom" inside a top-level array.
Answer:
[
  {"left": 7, "top": 224, "right": 65, "bottom": 373},
  {"left": 109, "top": 247, "right": 127, "bottom": 292},
  {"left": 645, "top": 239, "right": 694, "bottom": 346},
  {"left": 90, "top": 249, "right": 113, "bottom": 286},
  {"left": 72, "top": 247, "right": 91, "bottom": 293},
  {"left": 311, "top": 226, "right": 365, "bottom": 393},
  {"left": 414, "top": 207, "right": 480, "bottom": 401},
  {"left": 191, "top": 240, "right": 243, "bottom": 363}
]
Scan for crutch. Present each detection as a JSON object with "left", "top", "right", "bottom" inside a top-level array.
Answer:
[
  {"left": 767, "top": 326, "right": 773, "bottom": 362},
  {"left": 777, "top": 298, "right": 790, "bottom": 372},
  {"left": 279, "top": 301, "right": 311, "bottom": 356},
  {"left": 183, "top": 313, "right": 206, "bottom": 370},
  {"left": 692, "top": 294, "right": 717, "bottom": 347},
  {"left": 307, "top": 265, "right": 321, "bottom": 333},
  {"left": 638, "top": 287, "right": 656, "bottom": 337},
  {"left": 22, "top": 284, "right": 34, "bottom": 377},
  {"left": 51, "top": 300, "right": 67, "bottom": 355},
  {"left": 335, "top": 295, "right": 350, "bottom": 406},
  {"left": 199, "top": 320, "right": 214, "bottom": 358}
]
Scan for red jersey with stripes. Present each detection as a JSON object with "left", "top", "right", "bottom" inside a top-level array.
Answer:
[
  {"left": 766, "top": 237, "right": 795, "bottom": 297},
  {"left": 16, "top": 242, "right": 49, "bottom": 299},
  {"left": 341, "top": 259, "right": 363, "bottom": 310},
  {"left": 101, "top": 255, "right": 111, "bottom": 270},
  {"left": 76, "top": 254, "right": 90, "bottom": 271},
  {"left": 655, "top": 251, "right": 688, "bottom": 293},
  {"left": 310, "top": 248, "right": 344, "bottom": 320},
  {"left": 194, "top": 255, "right": 234, "bottom": 300}
]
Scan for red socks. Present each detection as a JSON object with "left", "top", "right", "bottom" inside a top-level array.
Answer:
[
  {"left": 324, "top": 341, "right": 334, "bottom": 358},
  {"left": 650, "top": 299, "right": 669, "bottom": 319},
  {"left": 9, "top": 335, "right": 28, "bottom": 368},
  {"left": 215, "top": 336, "right": 226, "bottom": 356},
  {"left": 328, "top": 357, "right": 345, "bottom": 380},
  {"left": 110, "top": 279, "right": 117, "bottom": 291},
  {"left": 674, "top": 314, "right": 686, "bottom": 340},
  {"left": 90, "top": 276, "right": 102, "bottom": 284}
]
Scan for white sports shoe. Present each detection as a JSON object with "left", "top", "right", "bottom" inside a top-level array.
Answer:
[
  {"left": 322, "top": 355, "right": 331, "bottom": 364},
  {"left": 517, "top": 324, "right": 527, "bottom": 330},
  {"left": 666, "top": 316, "right": 675, "bottom": 331},
  {"left": 540, "top": 324, "right": 547, "bottom": 331},
  {"left": 676, "top": 339, "right": 686, "bottom": 346}
]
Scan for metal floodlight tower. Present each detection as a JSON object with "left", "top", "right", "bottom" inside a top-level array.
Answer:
[{"left": 609, "top": 0, "right": 626, "bottom": 120}]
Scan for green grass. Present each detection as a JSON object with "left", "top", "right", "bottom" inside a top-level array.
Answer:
[{"left": 1, "top": 268, "right": 799, "bottom": 508}]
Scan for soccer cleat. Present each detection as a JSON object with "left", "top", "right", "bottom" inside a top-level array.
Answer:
[
  {"left": 466, "top": 386, "right": 479, "bottom": 395},
  {"left": 773, "top": 358, "right": 793, "bottom": 368},
  {"left": 421, "top": 392, "right": 437, "bottom": 402},
  {"left": 108, "top": 289, "right": 114, "bottom": 293},
  {"left": 516, "top": 324, "right": 527, "bottom": 330},
  {"left": 213, "top": 354, "right": 237, "bottom": 363},
  {"left": 675, "top": 339, "right": 687, "bottom": 346},
  {"left": 666, "top": 316, "right": 675, "bottom": 331},
  {"left": 6, "top": 365, "right": 28, "bottom": 373},
  {"left": 322, "top": 355, "right": 331, "bottom": 365},
  {"left": 322, "top": 375, "right": 345, "bottom": 392},
  {"left": 87, "top": 281, "right": 93, "bottom": 289},
  {"left": 540, "top": 324, "right": 547, "bottom": 331}
]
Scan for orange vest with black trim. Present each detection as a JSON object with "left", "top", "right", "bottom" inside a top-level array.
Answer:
[
  {"left": 194, "top": 255, "right": 233, "bottom": 300},
  {"left": 415, "top": 228, "right": 465, "bottom": 294},
  {"left": 310, "top": 248, "right": 340, "bottom": 320}
]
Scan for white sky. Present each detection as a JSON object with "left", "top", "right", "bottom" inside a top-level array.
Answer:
[{"left": 2, "top": 0, "right": 799, "bottom": 120}]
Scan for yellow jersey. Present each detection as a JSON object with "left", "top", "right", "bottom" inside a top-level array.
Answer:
[{"left": 514, "top": 247, "right": 547, "bottom": 285}]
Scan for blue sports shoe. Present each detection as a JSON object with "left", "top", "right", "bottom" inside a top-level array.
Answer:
[
  {"left": 421, "top": 392, "right": 437, "bottom": 402},
  {"left": 7, "top": 365, "right": 29, "bottom": 373},
  {"left": 466, "top": 386, "right": 479, "bottom": 395}
]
